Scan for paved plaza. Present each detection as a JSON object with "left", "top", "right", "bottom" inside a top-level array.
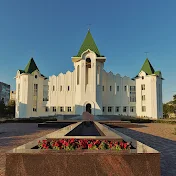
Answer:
[{"left": 0, "top": 122, "right": 176, "bottom": 176}]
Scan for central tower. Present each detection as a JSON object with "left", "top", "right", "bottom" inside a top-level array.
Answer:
[{"left": 72, "top": 30, "right": 106, "bottom": 115}]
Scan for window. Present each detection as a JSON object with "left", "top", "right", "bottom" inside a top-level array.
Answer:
[
  {"left": 130, "top": 87, "right": 136, "bottom": 102},
  {"left": 53, "top": 86, "right": 55, "bottom": 91},
  {"left": 142, "top": 95, "right": 145, "bottom": 101},
  {"left": 130, "top": 97, "right": 136, "bottom": 102},
  {"left": 33, "top": 108, "right": 37, "bottom": 112},
  {"left": 35, "top": 75, "right": 37, "bottom": 79},
  {"left": 18, "top": 84, "right": 20, "bottom": 101},
  {"left": 141, "top": 84, "right": 145, "bottom": 90},
  {"left": 123, "top": 106, "right": 127, "bottom": 112},
  {"left": 102, "top": 86, "right": 104, "bottom": 91},
  {"left": 60, "top": 86, "right": 62, "bottom": 91},
  {"left": 116, "top": 106, "right": 119, "bottom": 112},
  {"left": 124, "top": 86, "right": 127, "bottom": 91},
  {"left": 60, "top": 107, "right": 64, "bottom": 112},
  {"left": 108, "top": 106, "right": 112, "bottom": 112},
  {"left": 67, "top": 107, "right": 72, "bottom": 112},
  {"left": 130, "top": 106, "right": 135, "bottom": 112},
  {"left": 53, "top": 107, "right": 56, "bottom": 112},
  {"left": 68, "top": 86, "right": 70, "bottom": 91},
  {"left": 33, "top": 84, "right": 38, "bottom": 112},
  {"left": 86, "top": 58, "right": 91, "bottom": 84},
  {"left": 45, "top": 107, "right": 49, "bottom": 112},
  {"left": 110, "top": 86, "right": 112, "bottom": 91},
  {"left": 130, "top": 86, "right": 136, "bottom": 91},
  {"left": 142, "top": 106, "right": 146, "bottom": 112},
  {"left": 142, "top": 76, "right": 144, "bottom": 79},
  {"left": 43, "top": 85, "right": 49, "bottom": 101},
  {"left": 77, "top": 65, "right": 80, "bottom": 85},
  {"left": 117, "top": 86, "right": 119, "bottom": 91},
  {"left": 97, "top": 65, "right": 100, "bottom": 85},
  {"left": 102, "top": 107, "right": 105, "bottom": 112}
]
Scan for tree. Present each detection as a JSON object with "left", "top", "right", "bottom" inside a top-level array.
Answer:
[
  {"left": 163, "top": 103, "right": 175, "bottom": 118},
  {"left": 6, "top": 100, "right": 15, "bottom": 117},
  {"left": 173, "top": 94, "right": 176, "bottom": 101},
  {"left": 173, "top": 95, "right": 176, "bottom": 104},
  {"left": 0, "top": 99, "right": 6, "bottom": 117}
]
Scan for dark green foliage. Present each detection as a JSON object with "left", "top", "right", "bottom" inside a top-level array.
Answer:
[
  {"left": 153, "top": 119, "right": 176, "bottom": 124},
  {"left": 0, "top": 100, "right": 5, "bottom": 116},
  {"left": 0, "top": 117, "right": 57, "bottom": 123},
  {"left": 163, "top": 103, "right": 175, "bottom": 118},
  {"left": 173, "top": 94, "right": 176, "bottom": 102},
  {"left": 121, "top": 118, "right": 153, "bottom": 123}
]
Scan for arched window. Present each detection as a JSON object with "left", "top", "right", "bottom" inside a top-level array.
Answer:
[
  {"left": 86, "top": 58, "right": 91, "bottom": 85},
  {"left": 77, "top": 65, "right": 80, "bottom": 85},
  {"left": 97, "top": 65, "right": 100, "bottom": 85}
]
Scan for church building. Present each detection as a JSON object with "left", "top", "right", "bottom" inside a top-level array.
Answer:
[{"left": 15, "top": 30, "right": 163, "bottom": 119}]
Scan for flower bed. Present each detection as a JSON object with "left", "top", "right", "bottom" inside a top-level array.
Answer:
[{"left": 38, "top": 139, "right": 132, "bottom": 151}]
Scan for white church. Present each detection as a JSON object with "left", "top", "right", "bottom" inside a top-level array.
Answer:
[{"left": 15, "top": 30, "right": 163, "bottom": 119}]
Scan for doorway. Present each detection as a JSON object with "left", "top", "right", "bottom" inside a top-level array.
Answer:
[{"left": 86, "top": 103, "right": 91, "bottom": 114}]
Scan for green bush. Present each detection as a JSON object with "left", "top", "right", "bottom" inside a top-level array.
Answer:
[
  {"left": 0, "top": 117, "right": 57, "bottom": 123},
  {"left": 153, "top": 119, "right": 176, "bottom": 124},
  {"left": 121, "top": 118, "right": 153, "bottom": 123}
]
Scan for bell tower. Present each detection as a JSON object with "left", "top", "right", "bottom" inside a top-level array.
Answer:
[
  {"left": 135, "top": 58, "right": 163, "bottom": 119},
  {"left": 72, "top": 30, "right": 106, "bottom": 115}
]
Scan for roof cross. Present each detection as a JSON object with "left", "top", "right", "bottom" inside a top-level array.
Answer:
[
  {"left": 87, "top": 24, "right": 92, "bottom": 31},
  {"left": 144, "top": 52, "right": 149, "bottom": 57}
]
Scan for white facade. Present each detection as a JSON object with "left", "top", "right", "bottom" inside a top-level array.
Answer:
[
  {"left": 15, "top": 31, "right": 163, "bottom": 119},
  {"left": 10, "top": 91, "right": 16, "bottom": 101}
]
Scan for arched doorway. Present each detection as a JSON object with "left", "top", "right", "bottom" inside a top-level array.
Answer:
[{"left": 86, "top": 103, "right": 91, "bottom": 114}]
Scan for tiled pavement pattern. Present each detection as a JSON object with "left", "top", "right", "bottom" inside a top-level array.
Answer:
[
  {"left": 0, "top": 122, "right": 176, "bottom": 176},
  {"left": 113, "top": 127, "right": 176, "bottom": 176},
  {"left": 0, "top": 123, "right": 57, "bottom": 176}
]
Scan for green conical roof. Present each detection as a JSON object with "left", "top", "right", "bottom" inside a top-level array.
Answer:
[
  {"left": 140, "top": 58, "right": 155, "bottom": 75},
  {"left": 24, "top": 58, "right": 39, "bottom": 74},
  {"left": 76, "top": 30, "right": 101, "bottom": 57}
]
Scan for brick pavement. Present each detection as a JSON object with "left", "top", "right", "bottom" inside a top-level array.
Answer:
[
  {"left": 114, "top": 127, "right": 176, "bottom": 176},
  {"left": 0, "top": 123, "right": 176, "bottom": 176},
  {"left": 0, "top": 123, "right": 57, "bottom": 176}
]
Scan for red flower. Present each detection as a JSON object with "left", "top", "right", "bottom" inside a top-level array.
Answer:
[
  {"left": 88, "top": 143, "right": 93, "bottom": 148},
  {"left": 120, "top": 142, "right": 124, "bottom": 148},
  {"left": 123, "top": 143, "right": 128, "bottom": 149}
]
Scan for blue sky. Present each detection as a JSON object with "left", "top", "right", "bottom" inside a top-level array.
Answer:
[{"left": 0, "top": 0, "right": 176, "bottom": 103}]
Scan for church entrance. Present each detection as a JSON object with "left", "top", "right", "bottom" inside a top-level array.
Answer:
[{"left": 86, "top": 103, "right": 91, "bottom": 114}]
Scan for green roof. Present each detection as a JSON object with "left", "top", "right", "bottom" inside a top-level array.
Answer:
[
  {"left": 24, "top": 58, "right": 39, "bottom": 74},
  {"left": 140, "top": 58, "right": 155, "bottom": 75},
  {"left": 76, "top": 30, "right": 101, "bottom": 57},
  {"left": 18, "top": 58, "right": 47, "bottom": 78},
  {"left": 154, "top": 70, "right": 161, "bottom": 76}
]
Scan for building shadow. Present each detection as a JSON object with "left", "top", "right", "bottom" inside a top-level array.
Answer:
[{"left": 113, "top": 127, "right": 176, "bottom": 176}]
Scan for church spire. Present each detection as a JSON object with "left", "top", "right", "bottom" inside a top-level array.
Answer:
[
  {"left": 76, "top": 30, "right": 101, "bottom": 57},
  {"left": 139, "top": 58, "right": 155, "bottom": 75},
  {"left": 24, "top": 57, "right": 39, "bottom": 74}
]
